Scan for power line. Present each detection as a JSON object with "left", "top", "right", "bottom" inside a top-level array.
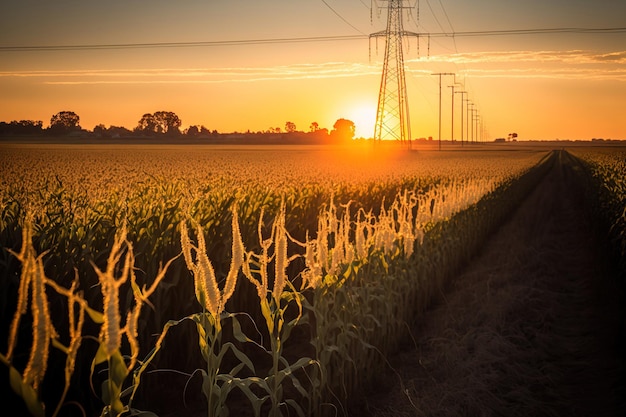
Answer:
[
  {"left": 450, "top": 27, "right": 626, "bottom": 37},
  {"left": 1, "top": 27, "right": 625, "bottom": 52},
  {"left": 0, "top": 35, "right": 367, "bottom": 52},
  {"left": 320, "top": 0, "right": 366, "bottom": 35},
  {"left": 437, "top": 0, "right": 455, "bottom": 34},
  {"left": 424, "top": 0, "right": 447, "bottom": 35},
  {"left": 436, "top": 0, "right": 458, "bottom": 54}
]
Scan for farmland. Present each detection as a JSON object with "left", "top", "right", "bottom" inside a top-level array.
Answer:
[{"left": 0, "top": 142, "right": 624, "bottom": 417}]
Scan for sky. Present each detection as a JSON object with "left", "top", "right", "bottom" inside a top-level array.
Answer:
[{"left": 1, "top": 0, "right": 625, "bottom": 140}]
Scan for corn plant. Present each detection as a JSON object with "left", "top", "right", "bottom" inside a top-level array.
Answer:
[
  {"left": 1, "top": 219, "right": 55, "bottom": 417},
  {"left": 132, "top": 207, "right": 259, "bottom": 417},
  {"left": 89, "top": 223, "right": 176, "bottom": 417},
  {"left": 178, "top": 208, "right": 261, "bottom": 417},
  {"left": 241, "top": 203, "right": 317, "bottom": 417},
  {"left": 573, "top": 149, "right": 626, "bottom": 272}
]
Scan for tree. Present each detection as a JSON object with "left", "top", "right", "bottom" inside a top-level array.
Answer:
[
  {"left": 154, "top": 111, "right": 182, "bottom": 136},
  {"left": 49, "top": 111, "right": 80, "bottom": 134},
  {"left": 93, "top": 124, "right": 108, "bottom": 137},
  {"left": 0, "top": 120, "right": 43, "bottom": 135},
  {"left": 136, "top": 111, "right": 182, "bottom": 136},
  {"left": 136, "top": 113, "right": 158, "bottom": 134},
  {"left": 285, "top": 121, "right": 297, "bottom": 133},
  {"left": 331, "top": 118, "right": 356, "bottom": 142},
  {"left": 186, "top": 125, "right": 200, "bottom": 137},
  {"left": 199, "top": 126, "right": 217, "bottom": 136},
  {"left": 108, "top": 125, "right": 132, "bottom": 138}
]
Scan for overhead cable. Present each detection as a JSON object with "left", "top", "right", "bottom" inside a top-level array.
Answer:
[{"left": 1, "top": 27, "right": 625, "bottom": 52}]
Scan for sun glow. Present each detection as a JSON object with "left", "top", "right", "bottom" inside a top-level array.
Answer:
[{"left": 346, "top": 104, "right": 377, "bottom": 139}]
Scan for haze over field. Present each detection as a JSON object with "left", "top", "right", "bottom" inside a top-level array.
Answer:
[{"left": 1, "top": 0, "right": 625, "bottom": 140}]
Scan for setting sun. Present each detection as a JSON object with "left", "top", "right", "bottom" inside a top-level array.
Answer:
[
  {"left": 346, "top": 104, "right": 377, "bottom": 139},
  {"left": 1, "top": 2, "right": 625, "bottom": 139}
]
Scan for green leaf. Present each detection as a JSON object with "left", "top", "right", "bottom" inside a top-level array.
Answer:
[
  {"left": 284, "top": 357, "right": 316, "bottom": 375},
  {"left": 9, "top": 366, "right": 45, "bottom": 417},
  {"left": 284, "top": 398, "right": 306, "bottom": 417},
  {"left": 127, "top": 409, "right": 159, "bottom": 417},
  {"left": 225, "top": 377, "right": 268, "bottom": 417},
  {"left": 260, "top": 299, "right": 274, "bottom": 334},
  {"left": 86, "top": 305, "right": 105, "bottom": 324},
  {"left": 93, "top": 343, "right": 108, "bottom": 367},
  {"left": 51, "top": 337, "right": 69, "bottom": 354},
  {"left": 101, "top": 379, "right": 125, "bottom": 416},
  {"left": 231, "top": 316, "right": 252, "bottom": 343},
  {"left": 223, "top": 342, "right": 255, "bottom": 374},
  {"left": 110, "top": 350, "right": 130, "bottom": 385}
]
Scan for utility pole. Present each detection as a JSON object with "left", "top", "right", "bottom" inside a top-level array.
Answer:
[
  {"left": 431, "top": 73, "right": 455, "bottom": 150},
  {"left": 472, "top": 111, "right": 479, "bottom": 144},
  {"left": 448, "top": 83, "right": 461, "bottom": 145},
  {"left": 455, "top": 90, "right": 467, "bottom": 147},
  {"left": 469, "top": 105, "right": 476, "bottom": 144},
  {"left": 475, "top": 113, "right": 482, "bottom": 143},
  {"left": 467, "top": 101, "right": 473, "bottom": 144},
  {"left": 371, "top": 0, "right": 419, "bottom": 148}
]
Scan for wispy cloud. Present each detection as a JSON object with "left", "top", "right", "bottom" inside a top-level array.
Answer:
[
  {"left": 461, "top": 67, "right": 626, "bottom": 81},
  {"left": 2, "top": 49, "right": 625, "bottom": 85},
  {"left": 411, "top": 49, "right": 626, "bottom": 65},
  {"left": 404, "top": 49, "right": 626, "bottom": 81},
  {"left": 0, "top": 62, "right": 381, "bottom": 85}
]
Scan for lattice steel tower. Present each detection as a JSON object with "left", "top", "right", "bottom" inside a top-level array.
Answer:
[{"left": 370, "top": 0, "right": 419, "bottom": 146}]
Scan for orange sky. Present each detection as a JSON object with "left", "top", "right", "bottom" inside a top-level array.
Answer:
[{"left": 1, "top": 1, "right": 625, "bottom": 140}]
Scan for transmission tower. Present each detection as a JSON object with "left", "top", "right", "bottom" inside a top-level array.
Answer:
[{"left": 370, "top": 0, "right": 419, "bottom": 147}]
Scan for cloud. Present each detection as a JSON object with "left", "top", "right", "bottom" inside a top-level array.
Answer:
[
  {"left": 0, "top": 62, "right": 381, "bottom": 85},
  {"left": 419, "top": 49, "right": 626, "bottom": 65},
  {"left": 594, "top": 51, "right": 626, "bottom": 62},
  {"left": 459, "top": 67, "right": 626, "bottom": 81},
  {"left": 2, "top": 49, "right": 625, "bottom": 85},
  {"left": 403, "top": 49, "right": 626, "bottom": 81}
]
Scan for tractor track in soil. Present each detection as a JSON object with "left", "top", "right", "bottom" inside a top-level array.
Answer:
[{"left": 356, "top": 150, "right": 625, "bottom": 417}]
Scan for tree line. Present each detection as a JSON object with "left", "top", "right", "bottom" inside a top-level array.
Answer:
[{"left": 0, "top": 110, "right": 358, "bottom": 142}]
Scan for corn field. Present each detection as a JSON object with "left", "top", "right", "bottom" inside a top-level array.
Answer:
[
  {"left": 571, "top": 147, "right": 626, "bottom": 273},
  {"left": 0, "top": 144, "right": 554, "bottom": 417}
]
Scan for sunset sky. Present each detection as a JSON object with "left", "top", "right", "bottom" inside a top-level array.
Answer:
[{"left": 1, "top": 0, "right": 625, "bottom": 140}]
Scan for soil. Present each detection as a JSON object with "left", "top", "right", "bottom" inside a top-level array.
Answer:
[{"left": 355, "top": 150, "right": 626, "bottom": 417}]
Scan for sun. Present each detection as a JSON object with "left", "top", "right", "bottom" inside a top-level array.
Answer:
[{"left": 346, "top": 104, "right": 377, "bottom": 139}]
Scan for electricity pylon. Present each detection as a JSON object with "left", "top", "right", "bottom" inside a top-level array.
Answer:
[{"left": 370, "top": 0, "right": 419, "bottom": 147}]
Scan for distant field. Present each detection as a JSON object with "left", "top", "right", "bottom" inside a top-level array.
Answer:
[{"left": 0, "top": 142, "right": 623, "bottom": 417}]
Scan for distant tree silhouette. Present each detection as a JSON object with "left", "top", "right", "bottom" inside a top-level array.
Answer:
[
  {"left": 93, "top": 124, "right": 107, "bottom": 137},
  {"left": 49, "top": 111, "right": 80, "bottom": 134},
  {"left": 108, "top": 126, "right": 132, "bottom": 137},
  {"left": 285, "top": 121, "right": 297, "bottom": 133},
  {"left": 0, "top": 120, "right": 43, "bottom": 135},
  {"left": 200, "top": 126, "right": 218, "bottom": 136},
  {"left": 331, "top": 118, "right": 356, "bottom": 142},
  {"left": 136, "top": 113, "right": 158, "bottom": 134},
  {"left": 154, "top": 111, "right": 181, "bottom": 136},
  {"left": 186, "top": 125, "right": 200, "bottom": 137},
  {"left": 136, "top": 111, "right": 182, "bottom": 136},
  {"left": 310, "top": 122, "right": 320, "bottom": 132}
]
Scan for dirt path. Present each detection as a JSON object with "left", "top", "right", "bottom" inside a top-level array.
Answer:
[{"left": 357, "top": 151, "right": 625, "bottom": 417}]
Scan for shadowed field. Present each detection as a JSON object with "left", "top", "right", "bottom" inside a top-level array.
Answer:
[{"left": 358, "top": 150, "right": 625, "bottom": 416}]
